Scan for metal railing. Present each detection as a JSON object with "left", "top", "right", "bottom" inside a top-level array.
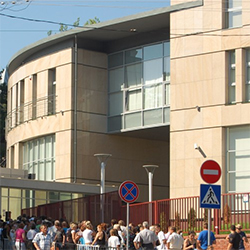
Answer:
[
  {"left": 77, "top": 245, "right": 125, "bottom": 250},
  {"left": 21, "top": 191, "right": 250, "bottom": 234},
  {"left": 6, "top": 95, "right": 57, "bottom": 132}
]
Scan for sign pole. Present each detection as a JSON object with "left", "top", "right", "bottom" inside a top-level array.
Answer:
[
  {"left": 208, "top": 208, "right": 211, "bottom": 246},
  {"left": 126, "top": 203, "right": 129, "bottom": 250}
]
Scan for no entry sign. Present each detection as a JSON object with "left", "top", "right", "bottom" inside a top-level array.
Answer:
[
  {"left": 119, "top": 180, "right": 139, "bottom": 203},
  {"left": 200, "top": 160, "right": 221, "bottom": 184}
]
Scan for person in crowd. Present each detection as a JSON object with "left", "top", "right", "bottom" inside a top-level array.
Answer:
[
  {"left": 134, "top": 221, "right": 158, "bottom": 250},
  {"left": 62, "top": 221, "right": 69, "bottom": 235},
  {"left": 65, "top": 222, "right": 78, "bottom": 250},
  {"left": 154, "top": 224, "right": 166, "bottom": 250},
  {"left": 197, "top": 223, "right": 216, "bottom": 250},
  {"left": 114, "top": 224, "right": 125, "bottom": 247},
  {"left": 53, "top": 222, "right": 65, "bottom": 250},
  {"left": 108, "top": 229, "right": 120, "bottom": 250},
  {"left": 128, "top": 226, "right": 137, "bottom": 250},
  {"left": 83, "top": 221, "right": 95, "bottom": 245},
  {"left": 92, "top": 224, "right": 106, "bottom": 247},
  {"left": 183, "top": 230, "right": 197, "bottom": 250},
  {"left": 32, "top": 224, "right": 53, "bottom": 250},
  {"left": 227, "top": 225, "right": 241, "bottom": 250},
  {"left": 15, "top": 222, "right": 27, "bottom": 250},
  {"left": 166, "top": 226, "right": 183, "bottom": 250},
  {"left": 107, "top": 219, "right": 118, "bottom": 237},
  {"left": 9, "top": 223, "right": 17, "bottom": 250},
  {"left": 26, "top": 222, "right": 37, "bottom": 250},
  {"left": 236, "top": 224, "right": 248, "bottom": 250}
]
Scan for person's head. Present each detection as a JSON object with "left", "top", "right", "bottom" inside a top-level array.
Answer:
[
  {"left": 203, "top": 223, "right": 208, "bottom": 229},
  {"left": 236, "top": 224, "right": 242, "bottom": 232},
  {"left": 40, "top": 225, "right": 48, "bottom": 234},
  {"left": 111, "top": 219, "right": 118, "bottom": 226},
  {"left": 149, "top": 225, "right": 156, "bottom": 232},
  {"left": 70, "top": 222, "right": 77, "bottom": 230},
  {"left": 170, "top": 226, "right": 176, "bottom": 234},
  {"left": 110, "top": 228, "right": 118, "bottom": 236},
  {"left": 62, "top": 221, "right": 68, "bottom": 228},
  {"left": 85, "top": 221, "right": 93, "bottom": 230},
  {"left": 142, "top": 221, "right": 149, "bottom": 229},
  {"left": 118, "top": 220, "right": 125, "bottom": 227},
  {"left": 230, "top": 225, "right": 236, "bottom": 232},
  {"left": 30, "top": 222, "right": 36, "bottom": 230},
  {"left": 100, "top": 223, "right": 107, "bottom": 231},
  {"left": 97, "top": 224, "right": 102, "bottom": 232},
  {"left": 154, "top": 224, "right": 161, "bottom": 233},
  {"left": 18, "top": 222, "right": 25, "bottom": 229},
  {"left": 188, "top": 230, "right": 196, "bottom": 240},
  {"left": 113, "top": 224, "right": 121, "bottom": 231}
]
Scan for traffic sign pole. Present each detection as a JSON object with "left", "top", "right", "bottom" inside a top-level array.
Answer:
[
  {"left": 208, "top": 209, "right": 211, "bottom": 246},
  {"left": 127, "top": 203, "right": 129, "bottom": 250}
]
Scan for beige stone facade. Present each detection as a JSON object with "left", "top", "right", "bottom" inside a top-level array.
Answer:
[{"left": 170, "top": 0, "right": 250, "bottom": 197}]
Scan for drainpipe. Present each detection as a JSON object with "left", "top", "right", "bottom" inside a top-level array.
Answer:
[{"left": 73, "top": 35, "right": 78, "bottom": 183}]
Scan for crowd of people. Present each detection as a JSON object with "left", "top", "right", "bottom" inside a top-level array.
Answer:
[{"left": 0, "top": 215, "right": 248, "bottom": 250}]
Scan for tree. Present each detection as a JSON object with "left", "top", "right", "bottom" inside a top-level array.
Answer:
[
  {"left": 84, "top": 17, "right": 100, "bottom": 26},
  {"left": 47, "top": 17, "right": 100, "bottom": 36}
]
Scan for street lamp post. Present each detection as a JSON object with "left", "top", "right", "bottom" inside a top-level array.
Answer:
[
  {"left": 94, "top": 153, "right": 112, "bottom": 222},
  {"left": 143, "top": 165, "right": 159, "bottom": 225}
]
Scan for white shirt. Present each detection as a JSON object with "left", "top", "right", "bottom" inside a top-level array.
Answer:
[
  {"left": 83, "top": 229, "right": 93, "bottom": 244},
  {"left": 27, "top": 229, "right": 37, "bottom": 240},
  {"left": 108, "top": 235, "right": 120, "bottom": 248},
  {"left": 157, "top": 231, "right": 166, "bottom": 250},
  {"left": 167, "top": 232, "right": 183, "bottom": 250}
]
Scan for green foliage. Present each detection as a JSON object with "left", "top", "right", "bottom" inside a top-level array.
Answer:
[
  {"left": 47, "top": 17, "right": 100, "bottom": 36},
  {"left": 84, "top": 17, "right": 100, "bottom": 26},
  {"left": 59, "top": 23, "right": 68, "bottom": 32},
  {"left": 47, "top": 30, "right": 52, "bottom": 36},
  {"left": 174, "top": 211, "right": 180, "bottom": 230},
  {"left": 203, "top": 208, "right": 208, "bottom": 223},
  {"left": 73, "top": 17, "right": 80, "bottom": 27},
  {"left": 160, "top": 211, "right": 167, "bottom": 233},
  {"left": 188, "top": 208, "right": 196, "bottom": 229},
  {"left": 223, "top": 203, "right": 231, "bottom": 228}
]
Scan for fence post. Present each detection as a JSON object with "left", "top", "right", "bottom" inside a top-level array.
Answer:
[
  {"left": 154, "top": 200, "right": 158, "bottom": 224},
  {"left": 214, "top": 209, "right": 219, "bottom": 234}
]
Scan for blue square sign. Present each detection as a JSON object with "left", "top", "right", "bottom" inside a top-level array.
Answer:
[{"left": 200, "top": 184, "right": 221, "bottom": 209}]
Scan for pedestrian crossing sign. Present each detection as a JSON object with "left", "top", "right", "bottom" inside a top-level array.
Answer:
[{"left": 200, "top": 184, "right": 221, "bottom": 209}]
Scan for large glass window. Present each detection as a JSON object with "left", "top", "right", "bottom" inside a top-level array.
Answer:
[
  {"left": 23, "top": 135, "right": 55, "bottom": 181},
  {"left": 227, "top": 126, "right": 250, "bottom": 193},
  {"left": 228, "top": 50, "right": 236, "bottom": 104},
  {"left": 108, "top": 41, "right": 170, "bottom": 131},
  {"left": 226, "top": 0, "right": 242, "bottom": 29}
]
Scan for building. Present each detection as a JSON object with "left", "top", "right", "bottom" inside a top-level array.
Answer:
[{"left": 3, "top": 0, "right": 250, "bottom": 220}]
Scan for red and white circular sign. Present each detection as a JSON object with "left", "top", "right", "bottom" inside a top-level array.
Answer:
[{"left": 200, "top": 160, "right": 221, "bottom": 184}]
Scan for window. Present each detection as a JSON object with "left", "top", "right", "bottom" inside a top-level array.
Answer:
[
  {"left": 246, "top": 49, "right": 250, "bottom": 102},
  {"left": 32, "top": 74, "right": 37, "bottom": 119},
  {"left": 226, "top": 0, "right": 242, "bottom": 28},
  {"left": 228, "top": 50, "right": 236, "bottom": 104},
  {"left": 48, "top": 69, "right": 56, "bottom": 115},
  {"left": 23, "top": 135, "right": 55, "bottom": 181},
  {"left": 108, "top": 41, "right": 170, "bottom": 131},
  {"left": 227, "top": 126, "right": 250, "bottom": 193}
]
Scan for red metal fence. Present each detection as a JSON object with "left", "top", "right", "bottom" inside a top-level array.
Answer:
[{"left": 22, "top": 191, "right": 250, "bottom": 233}]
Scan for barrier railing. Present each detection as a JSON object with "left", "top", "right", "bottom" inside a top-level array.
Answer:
[
  {"left": 6, "top": 94, "right": 57, "bottom": 131},
  {"left": 22, "top": 191, "right": 250, "bottom": 234}
]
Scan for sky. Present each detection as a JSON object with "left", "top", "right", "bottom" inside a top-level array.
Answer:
[{"left": 0, "top": 0, "right": 170, "bottom": 70}]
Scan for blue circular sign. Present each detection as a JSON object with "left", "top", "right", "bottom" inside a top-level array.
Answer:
[{"left": 119, "top": 180, "right": 139, "bottom": 203}]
